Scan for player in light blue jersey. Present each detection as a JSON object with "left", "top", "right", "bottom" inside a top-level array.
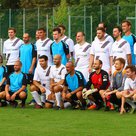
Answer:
[
  {"left": 50, "top": 27, "right": 70, "bottom": 65},
  {"left": 19, "top": 33, "right": 37, "bottom": 84},
  {"left": 122, "top": 20, "right": 135, "bottom": 65}
]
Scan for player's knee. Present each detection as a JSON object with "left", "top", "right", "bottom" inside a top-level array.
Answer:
[
  {"left": 19, "top": 92, "right": 27, "bottom": 99},
  {"left": 76, "top": 91, "right": 82, "bottom": 99},
  {"left": 30, "top": 85, "right": 37, "bottom": 92},
  {"left": 53, "top": 86, "right": 62, "bottom": 93},
  {"left": 45, "top": 102, "right": 53, "bottom": 109},
  {"left": 0, "top": 92, "right": 6, "bottom": 99}
]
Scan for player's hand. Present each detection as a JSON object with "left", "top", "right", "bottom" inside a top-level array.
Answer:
[
  {"left": 29, "top": 68, "right": 33, "bottom": 74},
  {"left": 67, "top": 93, "right": 72, "bottom": 99},
  {"left": 40, "top": 86, "right": 46, "bottom": 93},
  {"left": 6, "top": 93, "right": 11, "bottom": 101},
  {"left": 88, "top": 67, "right": 92, "bottom": 73},
  {"left": 11, "top": 93, "right": 17, "bottom": 101}
]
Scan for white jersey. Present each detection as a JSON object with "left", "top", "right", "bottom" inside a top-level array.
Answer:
[
  {"left": 110, "top": 38, "right": 131, "bottom": 65},
  {"left": 74, "top": 42, "right": 91, "bottom": 69},
  {"left": 61, "top": 36, "right": 74, "bottom": 53},
  {"left": 50, "top": 64, "right": 67, "bottom": 83},
  {"left": 3, "top": 37, "right": 23, "bottom": 65},
  {"left": 134, "top": 43, "right": 136, "bottom": 55},
  {"left": 36, "top": 38, "right": 53, "bottom": 66},
  {"left": 33, "top": 65, "right": 51, "bottom": 90},
  {"left": 94, "top": 33, "right": 114, "bottom": 44},
  {"left": 90, "top": 39, "right": 112, "bottom": 71},
  {"left": 124, "top": 77, "right": 136, "bottom": 90}
]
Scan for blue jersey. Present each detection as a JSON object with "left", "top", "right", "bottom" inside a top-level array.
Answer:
[
  {"left": 50, "top": 41, "right": 69, "bottom": 65},
  {"left": 0, "top": 65, "right": 7, "bottom": 84},
  {"left": 7, "top": 72, "right": 27, "bottom": 92},
  {"left": 64, "top": 70, "right": 86, "bottom": 92},
  {"left": 19, "top": 43, "right": 37, "bottom": 74},
  {"left": 123, "top": 35, "right": 135, "bottom": 64}
]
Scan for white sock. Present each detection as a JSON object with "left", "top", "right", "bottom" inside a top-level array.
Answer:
[
  {"left": 41, "top": 93, "right": 46, "bottom": 103},
  {"left": 55, "top": 92, "right": 61, "bottom": 107},
  {"left": 31, "top": 91, "right": 42, "bottom": 106},
  {"left": 64, "top": 102, "right": 71, "bottom": 108}
]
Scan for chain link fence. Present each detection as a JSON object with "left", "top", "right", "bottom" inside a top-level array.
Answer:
[{"left": 0, "top": 5, "right": 136, "bottom": 54}]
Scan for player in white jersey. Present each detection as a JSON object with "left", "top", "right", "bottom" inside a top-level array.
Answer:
[
  {"left": 89, "top": 27, "right": 112, "bottom": 74},
  {"left": 36, "top": 28, "right": 53, "bottom": 66},
  {"left": 74, "top": 32, "right": 91, "bottom": 81},
  {"left": 94, "top": 22, "right": 114, "bottom": 43},
  {"left": 50, "top": 55, "right": 67, "bottom": 110},
  {"left": 110, "top": 26, "right": 131, "bottom": 73},
  {"left": 30, "top": 55, "right": 54, "bottom": 109},
  {"left": 3, "top": 27, "right": 24, "bottom": 75},
  {"left": 58, "top": 24, "right": 74, "bottom": 58},
  {"left": 120, "top": 65, "right": 136, "bottom": 114}
]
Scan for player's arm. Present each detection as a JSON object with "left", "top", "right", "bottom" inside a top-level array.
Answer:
[
  {"left": 127, "top": 54, "right": 132, "bottom": 65},
  {"left": 33, "top": 80, "right": 45, "bottom": 93},
  {"left": 85, "top": 73, "right": 93, "bottom": 90},
  {"left": 89, "top": 54, "right": 94, "bottom": 72},
  {"left": 0, "top": 77, "right": 6, "bottom": 86},
  {"left": 5, "top": 77, "right": 11, "bottom": 101},
  {"left": 71, "top": 86, "right": 83, "bottom": 95}
]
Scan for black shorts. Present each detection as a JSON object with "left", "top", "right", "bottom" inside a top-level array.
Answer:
[
  {"left": 25, "top": 74, "right": 33, "bottom": 84},
  {"left": 68, "top": 89, "right": 78, "bottom": 101},
  {"left": 9, "top": 91, "right": 27, "bottom": 100},
  {"left": 6, "top": 65, "right": 14, "bottom": 76},
  {"left": 0, "top": 85, "right": 5, "bottom": 92}
]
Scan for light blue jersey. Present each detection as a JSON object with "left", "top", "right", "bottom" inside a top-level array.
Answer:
[{"left": 0, "top": 65, "right": 7, "bottom": 83}]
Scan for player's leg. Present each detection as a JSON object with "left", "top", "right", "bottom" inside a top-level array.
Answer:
[
  {"left": 0, "top": 91, "right": 6, "bottom": 107},
  {"left": 18, "top": 91, "right": 27, "bottom": 108}
]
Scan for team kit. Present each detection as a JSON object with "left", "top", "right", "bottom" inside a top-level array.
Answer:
[{"left": 0, "top": 20, "right": 136, "bottom": 114}]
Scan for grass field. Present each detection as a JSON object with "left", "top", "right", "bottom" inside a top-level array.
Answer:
[{"left": 0, "top": 104, "right": 136, "bottom": 136}]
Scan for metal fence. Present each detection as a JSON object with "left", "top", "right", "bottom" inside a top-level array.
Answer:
[{"left": 0, "top": 5, "right": 136, "bottom": 54}]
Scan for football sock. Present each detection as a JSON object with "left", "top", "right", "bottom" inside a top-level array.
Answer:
[
  {"left": 55, "top": 92, "right": 61, "bottom": 107},
  {"left": 31, "top": 91, "right": 42, "bottom": 106},
  {"left": 41, "top": 93, "right": 46, "bottom": 103}
]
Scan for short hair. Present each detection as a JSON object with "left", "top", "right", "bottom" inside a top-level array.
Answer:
[
  {"left": 96, "top": 27, "right": 105, "bottom": 33},
  {"left": 125, "top": 65, "right": 136, "bottom": 73},
  {"left": 99, "top": 22, "right": 107, "bottom": 28},
  {"left": 0, "top": 55, "right": 3, "bottom": 63},
  {"left": 58, "top": 24, "right": 66, "bottom": 30},
  {"left": 95, "top": 59, "right": 103, "bottom": 65},
  {"left": 39, "top": 55, "right": 48, "bottom": 61},
  {"left": 53, "top": 27, "right": 61, "bottom": 34},
  {"left": 38, "top": 28, "right": 46, "bottom": 32},
  {"left": 113, "top": 26, "right": 122, "bottom": 34},
  {"left": 115, "top": 58, "right": 125, "bottom": 67},
  {"left": 76, "top": 31, "right": 85, "bottom": 36},
  {"left": 8, "top": 27, "right": 16, "bottom": 33},
  {"left": 122, "top": 20, "right": 131, "bottom": 26}
]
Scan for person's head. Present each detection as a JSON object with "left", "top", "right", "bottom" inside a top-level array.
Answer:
[
  {"left": 125, "top": 65, "right": 136, "bottom": 78},
  {"left": 114, "top": 58, "right": 125, "bottom": 71},
  {"left": 96, "top": 27, "right": 105, "bottom": 40},
  {"left": 14, "top": 60, "right": 22, "bottom": 72},
  {"left": 53, "top": 27, "right": 61, "bottom": 41},
  {"left": 53, "top": 55, "right": 62, "bottom": 66},
  {"left": 76, "top": 32, "right": 85, "bottom": 44},
  {"left": 39, "top": 55, "right": 48, "bottom": 68},
  {"left": 98, "top": 22, "right": 107, "bottom": 31},
  {"left": 58, "top": 24, "right": 66, "bottom": 36},
  {"left": 38, "top": 28, "right": 46, "bottom": 39},
  {"left": 0, "top": 55, "right": 3, "bottom": 64},
  {"left": 35, "top": 30, "right": 40, "bottom": 40},
  {"left": 8, "top": 27, "right": 16, "bottom": 39},
  {"left": 23, "top": 33, "right": 30, "bottom": 44},
  {"left": 121, "top": 20, "right": 131, "bottom": 34},
  {"left": 113, "top": 26, "right": 122, "bottom": 39},
  {"left": 93, "top": 59, "right": 102, "bottom": 70},
  {"left": 66, "top": 61, "right": 75, "bottom": 73}
]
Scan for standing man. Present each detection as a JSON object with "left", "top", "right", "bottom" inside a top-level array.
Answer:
[
  {"left": 58, "top": 24, "right": 74, "bottom": 59},
  {"left": 0, "top": 60, "right": 27, "bottom": 108},
  {"left": 36, "top": 28, "right": 53, "bottom": 66},
  {"left": 50, "top": 55, "right": 67, "bottom": 110},
  {"left": 122, "top": 20, "right": 135, "bottom": 65},
  {"left": 94, "top": 22, "right": 114, "bottom": 43},
  {"left": 110, "top": 26, "right": 131, "bottom": 72},
  {"left": 3, "top": 27, "right": 24, "bottom": 75},
  {"left": 74, "top": 32, "right": 91, "bottom": 81},
  {"left": 89, "top": 27, "right": 112, "bottom": 74},
  {"left": 50, "top": 27, "right": 70, "bottom": 65},
  {"left": 19, "top": 33, "right": 37, "bottom": 84},
  {"left": 62, "top": 61, "right": 86, "bottom": 110}
]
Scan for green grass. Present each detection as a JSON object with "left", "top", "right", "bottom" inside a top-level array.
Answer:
[{"left": 0, "top": 105, "right": 136, "bottom": 136}]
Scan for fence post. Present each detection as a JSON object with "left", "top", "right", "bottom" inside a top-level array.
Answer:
[
  {"left": 84, "top": 5, "right": 86, "bottom": 34},
  {"left": 23, "top": 8, "right": 25, "bottom": 34},
  {"left": 117, "top": 5, "right": 120, "bottom": 25},
  {"left": 90, "top": 16, "right": 92, "bottom": 43},
  {"left": 37, "top": 7, "right": 40, "bottom": 28},
  {"left": 100, "top": 5, "right": 103, "bottom": 22},
  {"left": 46, "top": 14, "right": 49, "bottom": 37},
  {"left": 9, "top": 8, "right": 11, "bottom": 27},
  {"left": 52, "top": 7, "right": 55, "bottom": 28}
]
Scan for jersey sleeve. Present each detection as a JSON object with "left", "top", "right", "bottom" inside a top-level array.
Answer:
[
  {"left": 125, "top": 42, "right": 131, "bottom": 54},
  {"left": 62, "top": 41, "right": 69, "bottom": 55},
  {"left": 67, "top": 39, "right": 74, "bottom": 52},
  {"left": 77, "top": 73, "right": 85, "bottom": 87},
  {"left": 124, "top": 78, "right": 130, "bottom": 90},
  {"left": 3, "top": 42, "right": 6, "bottom": 54},
  {"left": 32, "top": 44, "right": 37, "bottom": 58},
  {"left": 85, "top": 72, "right": 93, "bottom": 90},
  {"left": 90, "top": 42, "right": 95, "bottom": 55},
  {"left": 64, "top": 74, "right": 68, "bottom": 86},
  {"left": 33, "top": 68, "right": 40, "bottom": 82},
  {"left": 117, "top": 75, "right": 126, "bottom": 91},
  {"left": 6, "top": 77, "right": 10, "bottom": 85},
  {"left": 61, "top": 68, "right": 67, "bottom": 80},
  {"left": 49, "top": 66, "right": 54, "bottom": 79},
  {"left": 22, "top": 74, "right": 27, "bottom": 86}
]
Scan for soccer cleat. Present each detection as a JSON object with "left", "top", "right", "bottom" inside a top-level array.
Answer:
[
  {"left": 35, "top": 104, "right": 43, "bottom": 109},
  {"left": 110, "top": 104, "right": 115, "bottom": 110},
  {"left": 28, "top": 99, "right": 36, "bottom": 106},
  {"left": 54, "top": 106, "right": 61, "bottom": 110},
  {"left": 88, "top": 104, "right": 96, "bottom": 110},
  {"left": 104, "top": 106, "right": 110, "bottom": 111},
  {"left": 12, "top": 101, "right": 18, "bottom": 108},
  {"left": 129, "top": 108, "right": 136, "bottom": 114}
]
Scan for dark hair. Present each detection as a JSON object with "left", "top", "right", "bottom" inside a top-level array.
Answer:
[
  {"left": 38, "top": 28, "right": 46, "bottom": 32},
  {"left": 95, "top": 59, "right": 103, "bottom": 65},
  {"left": 115, "top": 58, "right": 125, "bottom": 67},
  {"left": 0, "top": 55, "right": 3, "bottom": 63},
  {"left": 99, "top": 22, "right": 107, "bottom": 28},
  {"left": 76, "top": 31, "right": 85, "bottom": 36},
  {"left": 125, "top": 65, "right": 136, "bottom": 73},
  {"left": 8, "top": 27, "right": 16, "bottom": 33},
  {"left": 96, "top": 27, "right": 105, "bottom": 33},
  {"left": 113, "top": 26, "right": 122, "bottom": 34},
  {"left": 122, "top": 20, "right": 131, "bottom": 26},
  {"left": 58, "top": 24, "right": 66, "bottom": 30},
  {"left": 39, "top": 55, "right": 48, "bottom": 61},
  {"left": 53, "top": 27, "right": 61, "bottom": 34}
]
